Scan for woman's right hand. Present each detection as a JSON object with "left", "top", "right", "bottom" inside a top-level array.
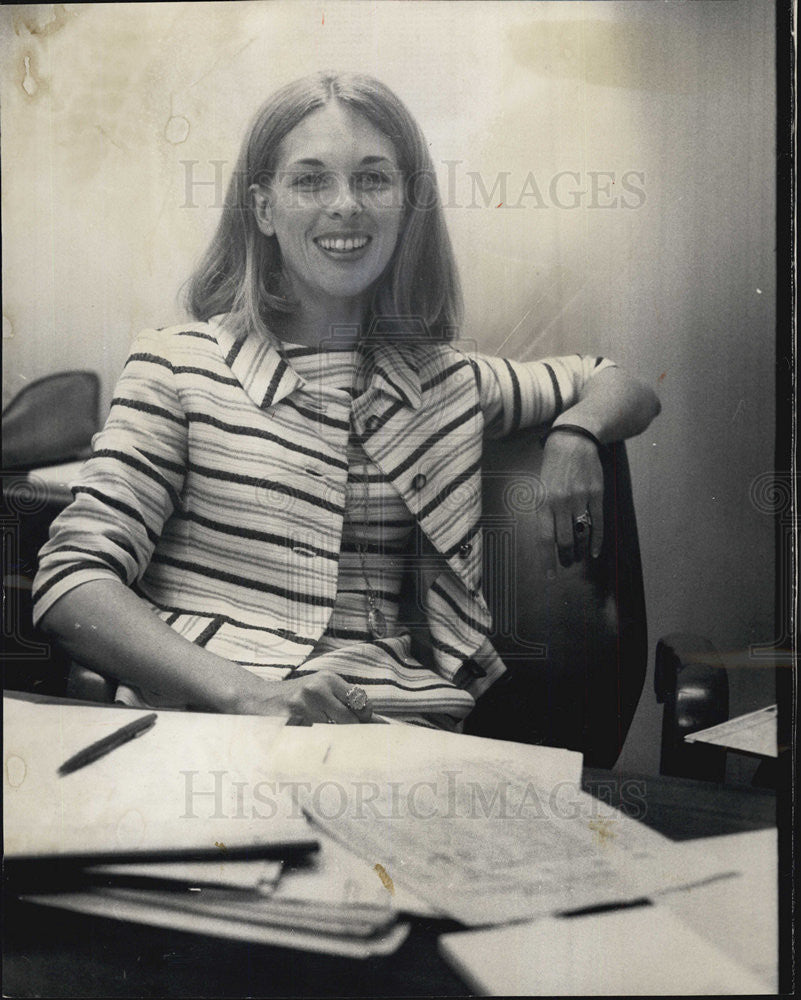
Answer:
[{"left": 229, "top": 670, "right": 374, "bottom": 725}]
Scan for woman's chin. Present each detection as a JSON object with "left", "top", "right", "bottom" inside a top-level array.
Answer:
[{"left": 309, "top": 276, "right": 378, "bottom": 306}]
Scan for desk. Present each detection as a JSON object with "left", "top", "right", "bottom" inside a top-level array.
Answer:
[{"left": 3, "top": 751, "right": 777, "bottom": 998}]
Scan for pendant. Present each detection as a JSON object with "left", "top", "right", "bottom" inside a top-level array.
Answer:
[{"left": 368, "top": 607, "right": 388, "bottom": 639}]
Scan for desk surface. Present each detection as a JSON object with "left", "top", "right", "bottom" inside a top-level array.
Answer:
[{"left": 3, "top": 759, "right": 777, "bottom": 998}]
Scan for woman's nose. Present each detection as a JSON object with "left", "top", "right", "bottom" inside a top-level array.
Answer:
[{"left": 325, "top": 178, "right": 362, "bottom": 217}]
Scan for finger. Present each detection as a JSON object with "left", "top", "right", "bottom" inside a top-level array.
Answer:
[
  {"left": 286, "top": 678, "right": 348, "bottom": 725},
  {"left": 326, "top": 676, "right": 373, "bottom": 723},
  {"left": 535, "top": 509, "right": 557, "bottom": 580},
  {"left": 322, "top": 698, "right": 355, "bottom": 724},
  {"left": 588, "top": 494, "right": 604, "bottom": 558},
  {"left": 572, "top": 508, "right": 591, "bottom": 563},
  {"left": 553, "top": 504, "right": 576, "bottom": 568},
  {"left": 340, "top": 685, "right": 373, "bottom": 723},
  {"left": 301, "top": 690, "right": 349, "bottom": 725},
  {"left": 285, "top": 705, "right": 313, "bottom": 726},
  {"left": 306, "top": 682, "right": 353, "bottom": 724}
]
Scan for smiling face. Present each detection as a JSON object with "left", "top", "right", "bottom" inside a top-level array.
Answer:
[{"left": 252, "top": 101, "right": 405, "bottom": 318}]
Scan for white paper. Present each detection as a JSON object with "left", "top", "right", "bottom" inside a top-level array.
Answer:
[
  {"left": 3, "top": 699, "right": 310, "bottom": 860},
  {"left": 297, "top": 726, "right": 732, "bottom": 926},
  {"left": 685, "top": 705, "right": 777, "bottom": 757},
  {"left": 658, "top": 829, "right": 778, "bottom": 990},
  {"left": 22, "top": 890, "right": 410, "bottom": 959},
  {"left": 439, "top": 906, "right": 773, "bottom": 995}
]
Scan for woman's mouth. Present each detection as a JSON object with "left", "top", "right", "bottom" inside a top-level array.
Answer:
[{"left": 313, "top": 235, "right": 372, "bottom": 257}]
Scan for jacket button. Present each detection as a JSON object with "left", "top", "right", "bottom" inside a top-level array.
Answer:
[
  {"left": 458, "top": 542, "right": 472, "bottom": 557},
  {"left": 411, "top": 473, "right": 427, "bottom": 491},
  {"left": 365, "top": 415, "right": 381, "bottom": 432}
]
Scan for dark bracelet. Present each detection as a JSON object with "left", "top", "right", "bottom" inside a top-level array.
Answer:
[{"left": 541, "top": 423, "right": 603, "bottom": 452}]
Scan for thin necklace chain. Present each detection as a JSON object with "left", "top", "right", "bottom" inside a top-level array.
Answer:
[
  {"left": 345, "top": 453, "right": 388, "bottom": 640},
  {"left": 345, "top": 351, "right": 388, "bottom": 640}
]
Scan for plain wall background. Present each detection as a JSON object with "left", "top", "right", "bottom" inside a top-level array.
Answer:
[{"left": 1, "top": 1, "right": 776, "bottom": 774}]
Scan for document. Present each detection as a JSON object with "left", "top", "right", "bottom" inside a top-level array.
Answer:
[
  {"left": 658, "top": 828, "right": 778, "bottom": 990},
  {"left": 297, "top": 725, "right": 736, "bottom": 926},
  {"left": 685, "top": 705, "right": 778, "bottom": 757},
  {"left": 438, "top": 905, "right": 773, "bottom": 995}
]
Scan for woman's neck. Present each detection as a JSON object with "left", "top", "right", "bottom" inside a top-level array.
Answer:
[{"left": 276, "top": 298, "right": 367, "bottom": 350}]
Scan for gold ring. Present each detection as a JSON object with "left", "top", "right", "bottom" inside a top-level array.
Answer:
[{"left": 344, "top": 686, "right": 368, "bottom": 712}]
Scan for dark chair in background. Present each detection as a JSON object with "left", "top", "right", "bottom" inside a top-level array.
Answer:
[
  {"left": 465, "top": 431, "right": 648, "bottom": 769},
  {"left": 2, "top": 371, "right": 100, "bottom": 696},
  {"left": 654, "top": 633, "right": 730, "bottom": 782},
  {"left": 2, "top": 371, "right": 100, "bottom": 471}
]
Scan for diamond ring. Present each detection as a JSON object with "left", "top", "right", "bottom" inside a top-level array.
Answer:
[{"left": 344, "top": 686, "right": 369, "bottom": 712}]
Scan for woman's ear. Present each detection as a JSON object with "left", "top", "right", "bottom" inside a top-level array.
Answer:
[{"left": 249, "top": 184, "right": 275, "bottom": 237}]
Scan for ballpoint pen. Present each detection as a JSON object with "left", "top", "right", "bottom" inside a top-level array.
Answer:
[{"left": 58, "top": 712, "right": 158, "bottom": 776}]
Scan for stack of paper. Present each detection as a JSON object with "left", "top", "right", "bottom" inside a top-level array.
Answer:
[{"left": 4, "top": 698, "right": 411, "bottom": 957}]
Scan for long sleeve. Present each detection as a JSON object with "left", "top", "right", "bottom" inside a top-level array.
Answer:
[
  {"left": 32, "top": 329, "right": 189, "bottom": 626},
  {"left": 471, "top": 353, "right": 617, "bottom": 439}
]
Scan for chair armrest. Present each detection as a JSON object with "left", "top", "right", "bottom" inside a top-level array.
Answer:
[
  {"left": 467, "top": 432, "right": 647, "bottom": 768},
  {"left": 655, "top": 633, "right": 730, "bottom": 780}
]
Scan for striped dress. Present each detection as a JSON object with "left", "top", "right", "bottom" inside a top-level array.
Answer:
[
  {"left": 279, "top": 346, "right": 456, "bottom": 727},
  {"left": 31, "top": 317, "right": 616, "bottom": 724}
]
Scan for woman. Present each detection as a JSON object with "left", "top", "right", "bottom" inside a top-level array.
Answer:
[{"left": 33, "top": 72, "right": 660, "bottom": 728}]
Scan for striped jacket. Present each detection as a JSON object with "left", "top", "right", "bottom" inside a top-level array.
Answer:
[{"left": 32, "top": 316, "right": 614, "bottom": 716}]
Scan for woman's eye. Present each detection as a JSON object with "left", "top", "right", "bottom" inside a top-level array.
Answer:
[
  {"left": 354, "top": 171, "right": 392, "bottom": 191},
  {"left": 294, "top": 173, "right": 329, "bottom": 190}
]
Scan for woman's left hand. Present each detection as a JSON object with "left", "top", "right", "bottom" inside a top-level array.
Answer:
[{"left": 538, "top": 433, "right": 604, "bottom": 568}]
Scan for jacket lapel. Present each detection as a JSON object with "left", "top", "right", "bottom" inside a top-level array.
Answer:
[
  {"left": 210, "top": 315, "right": 303, "bottom": 411},
  {"left": 355, "top": 344, "right": 486, "bottom": 598}
]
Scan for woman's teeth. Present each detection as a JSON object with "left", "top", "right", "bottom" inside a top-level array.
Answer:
[{"left": 316, "top": 236, "right": 370, "bottom": 252}]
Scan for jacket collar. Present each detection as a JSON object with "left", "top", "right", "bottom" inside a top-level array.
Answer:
[
  {"left": 211, "top": 315, "right": 422, "bottom": 411},
  {"left": 210, "top": 315, "right": 303, "bottom": 411},
  {"left": 359, "top": 340, "right": 422, "bottom": 410}
]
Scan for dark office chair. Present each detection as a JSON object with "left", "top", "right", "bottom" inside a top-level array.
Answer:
[
  {"left": 2, "top": 371, "right": 101, "bottom": 695},
  {"left": 465, "top": 430, "right": 648, "bottom": 768},
  {"left": 654, "top": 633, "right": 730, "bottom": 781},
  {"left": 60, "top": 431, "right": 649, "bottom": 767},
  {"left": 2, "top": 370, "right": 100, "bottom": 470}
]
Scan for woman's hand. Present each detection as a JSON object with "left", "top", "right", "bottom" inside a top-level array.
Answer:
[
  {"left": 230, "top": 670, "right": 374, "bottom": 725},
  {"left": 40, "top": 582, "right": 373, "bottom": 723},
  {"left": 539, "top": 432, "right": 604, "bottom": 568},
  {"left": 534, "top": 364, "right": 661, "bottom": 570}
]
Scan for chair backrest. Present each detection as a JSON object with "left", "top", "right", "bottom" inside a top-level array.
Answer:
[
  {"left": 464, "top": 431, "right": 648, "bottom": 768},
  {"left": 2, "top": 371, "right": 100, "bottom": 470}
]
